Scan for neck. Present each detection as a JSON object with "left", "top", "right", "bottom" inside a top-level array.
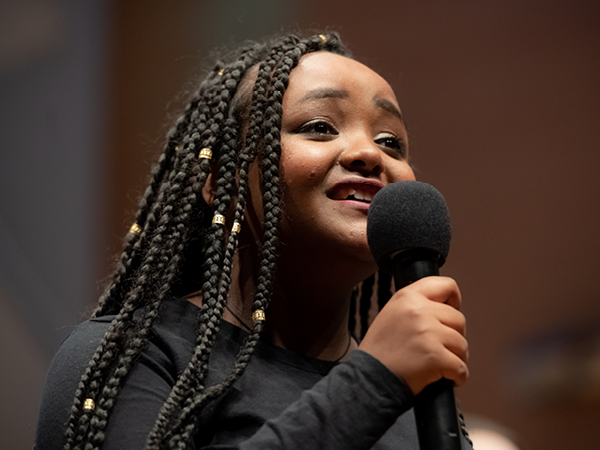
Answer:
[
  {"left": 265, "top": 281, "right": 356, "bottom": 361},
  {"left": 225, "top": 240, "right": 369, "bottom": 361}
]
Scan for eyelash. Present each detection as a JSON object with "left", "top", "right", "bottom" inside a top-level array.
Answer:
[
  {"left": 375, "top": 135, "right": 407, "bottom": 158},
  {"left": 296, "top": 120, "right": 338, "bottom": 137},
  {"left": 296, "top": 120, "right": 407, "bottom": 158}
]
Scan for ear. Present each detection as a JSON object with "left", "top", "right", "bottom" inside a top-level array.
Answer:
[{"left": 202, "top": 168, "right": 217, "bottom": 206}]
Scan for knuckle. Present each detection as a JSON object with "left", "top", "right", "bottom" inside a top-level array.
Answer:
[
  {"left": 455, "top": 360, "right": 469, "bottom": 383},
  {"left": 456, "top": 312, "right": 467, "bottom": 333},
  {"left": 462, "top": 340, "right": 469, "bottom": 360},
  {"left": 443, "top": 359, "right": 469, "bottom": 386}
]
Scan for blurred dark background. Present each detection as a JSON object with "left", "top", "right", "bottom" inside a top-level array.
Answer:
[{"left": 1, "top": 1, "right": 599, "bottom": 448}]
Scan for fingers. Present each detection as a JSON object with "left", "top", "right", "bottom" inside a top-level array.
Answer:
[
  {"left": 441, "top": 326, "right": 469, "bottom": 364},
  {"left": 402, "top": 313, "right": 469, "bottom": 392},
  {"left": 438, "top": 326, "right": 470, "bottom": 387},
  {"left": 437, "top": 304, "right": 467, "bottom": 338},
  {"left": 438, "top": 331, "right": 470, "bottom": 388},
  {"left": 404, "top": 276, "right": 461, "bottom": 310},
  {"left": 392, "top": 277, "right": 465, "bottom": 336}
]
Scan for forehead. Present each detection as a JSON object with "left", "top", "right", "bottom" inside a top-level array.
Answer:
[{"left": 284, "top": 52, "right": 400, "bottom": 107}]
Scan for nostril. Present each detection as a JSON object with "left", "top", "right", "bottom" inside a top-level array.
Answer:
[
  {"left": 340, "top": 144, "right": 384, "bottom": 176},
  {"left": 350, "top": 160, "right": 366, "bottom": 168},
  {"left": 350, "top": 159, "right": 382, "bottom": 175}
]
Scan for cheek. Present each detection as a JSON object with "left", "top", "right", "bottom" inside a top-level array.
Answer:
[
  {"left": 281, "top": 162, "right": 320, "bottom": 193},
  {"left": 388, "top": 159, "right": 416, "bottom": 183},
  {"left": 279, "top": 142, "right": 331, "bottom": 191}
]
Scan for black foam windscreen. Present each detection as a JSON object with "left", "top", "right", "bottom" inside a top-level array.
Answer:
[{"left": 367, "top": 181, "right": 451, "bottom": 273}]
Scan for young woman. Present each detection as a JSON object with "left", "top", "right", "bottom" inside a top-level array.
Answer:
[{"left": 36, "top": 32, "right": 471, "bottom": 450}]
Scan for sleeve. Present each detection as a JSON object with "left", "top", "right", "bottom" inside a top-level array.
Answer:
[
  {"left": 204, "top": 350, "right": 415, "bottom": 450},
  {"left": 35, "top": 320, "right": 108, "bottom": 450},
  {"left": 35, "top": 319, "right": 184, "bottom": 450}
]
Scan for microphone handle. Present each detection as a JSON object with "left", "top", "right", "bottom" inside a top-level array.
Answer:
[
  {"left": 392, "top": 250, "right": 463, "bottom": 450},
  {"left": 414, "top": 379, "right": 462, "bottom": 450}
]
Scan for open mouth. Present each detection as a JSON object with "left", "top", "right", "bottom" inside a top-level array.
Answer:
[
  {"left": 327, "top": 179, "right": 383, "bottom": 204},
  {"left": 331, "top": 187, "right": 374, "bottom": 203}
]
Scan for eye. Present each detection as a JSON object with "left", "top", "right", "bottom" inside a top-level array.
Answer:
[
  {"left": 375, "top": 133, "right": 407, "bottom": 158},
  {"left": 296, "top": 120, "right": 339, "bottom": 139}
]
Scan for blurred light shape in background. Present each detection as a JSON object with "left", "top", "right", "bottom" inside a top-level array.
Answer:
[{"left": 509, "top": 320, "right": 600, "bottom": 405}]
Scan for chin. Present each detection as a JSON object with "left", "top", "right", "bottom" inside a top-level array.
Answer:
[{"left": 341, "top": 241, "right": 378, "bottom": 272}]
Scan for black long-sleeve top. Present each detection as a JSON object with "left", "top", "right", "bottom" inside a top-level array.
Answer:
[{"left": 35, "top": 298, "right": 472, "bottom": 449}]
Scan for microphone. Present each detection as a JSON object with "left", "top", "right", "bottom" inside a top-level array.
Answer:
[{"left": 367, "top": 180, "right": 462, "bottom": 450}]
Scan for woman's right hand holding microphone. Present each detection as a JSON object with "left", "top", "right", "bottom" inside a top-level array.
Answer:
[{"left": 359, "top": 276, "right": 469, "bottom": 396}]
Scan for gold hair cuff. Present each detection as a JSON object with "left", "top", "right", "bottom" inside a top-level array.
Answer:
[
  {"left": 129, "top": 223, "right": 142, "bottom": 236},
  {"left": 231, "top": 221, "right": 241, "bottom": 234},
  {"left": 199, "top": 148, "right": 213, "bottom": 160},
  {"left": 83, "top": 398, "right": 95, "bottom": 411},
  {"left": 212, "top": 213, "right": 225, "bottom": 225},
  {"left": 252, "top": 310, "right": 265, "bottom": 322},
  {"left": 318, "top": 34, "right": 327, "bottom": 44},
  {"left": 218, "top": 68, "right": 224, "bottom": 76}
]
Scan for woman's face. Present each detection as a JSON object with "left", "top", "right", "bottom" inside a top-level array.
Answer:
[{"left": 247, "top": 51, "right": 415, "bottom": 275}]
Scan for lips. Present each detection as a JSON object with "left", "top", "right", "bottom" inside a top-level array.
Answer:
[{"left": 327, "top": 178, "right": 384, "bottom": 204}]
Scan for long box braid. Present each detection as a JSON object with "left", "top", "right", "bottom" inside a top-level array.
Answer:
[{"left": 62, "top": 32, "right": 396, "bottom": 450}]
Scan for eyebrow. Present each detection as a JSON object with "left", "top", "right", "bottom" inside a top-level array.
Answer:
[
  {"left": 300, "top": 88, "right": 350, "bottom": 102},
  {"left": 299, "top": 89, "right": 405, "bottom": 124},
  {"left": 373, "top": 96, "right": 404, "bottom": 122}
]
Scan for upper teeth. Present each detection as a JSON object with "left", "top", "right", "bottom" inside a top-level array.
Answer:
[{"left": 337, "top": 188, "right": 373, "bottom": 202}]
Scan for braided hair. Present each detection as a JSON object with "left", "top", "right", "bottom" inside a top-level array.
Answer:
[{"left": 63, "top": 32, "right": 395, "bottom": 450}]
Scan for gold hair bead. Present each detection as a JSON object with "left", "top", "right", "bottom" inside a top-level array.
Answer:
[
  {"left": 83, "top": 398, "right": 95, "bottom": 411},
  {"left": 199, "top": 148, "right": 213, "bottom": 160},
  {"left": 231, "top": 221, "right": 241, "bottom": 234},
  {"left": 212, "top": 213, "right": 225, "bottom": 225},
  {"left": 129, "top": 223, "right": 142, "bottom": 236},
  {"left": 218, "top": 68, "right": 224, "bottom": 76},
  {"left": 318, "top": 34, "right": 327, "bottom": 44},
  {"left": 252, "top": 310, "right": 265, "bottom": 322}
]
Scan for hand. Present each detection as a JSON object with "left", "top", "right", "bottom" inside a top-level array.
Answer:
[{"left": 358, "top": 276, "right": 468, "bottom": 395}]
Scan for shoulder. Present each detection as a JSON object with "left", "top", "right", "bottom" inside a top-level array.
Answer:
[
  {"left": 48, "top": 298, "right": 200, "bottom": 380},
  {"left": 35, "top": 314, "right": 113, "bottom": 449},
  {"left": 35, "top": 298, "right": 200, "bottom": 450}
]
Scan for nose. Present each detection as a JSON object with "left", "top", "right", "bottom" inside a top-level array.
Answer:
[{"left": 339, "top": 136, "right": 383, "bottom": 176}]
